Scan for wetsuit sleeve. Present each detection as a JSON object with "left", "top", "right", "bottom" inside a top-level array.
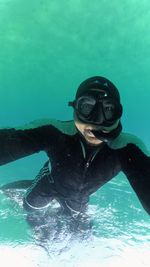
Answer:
[
  {"left": 120, "top": 143, "right": 150, "bottom": 215},
  {"left": 16, "top": 118, "right": 77, "bottom": 135},
  {"left": 0, "top": 125, "right": 59, "bottom": 165}
]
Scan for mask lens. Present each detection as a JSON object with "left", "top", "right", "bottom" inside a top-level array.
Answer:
[
  {"left": 102, "top": 99, "right": 115, "bottom": 120},
  {"left": 76, "top": 96, "right": 96, "bottom": 117}
]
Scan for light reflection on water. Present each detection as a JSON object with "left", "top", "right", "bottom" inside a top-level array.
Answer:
[
  {"left": 0, "top": 176, "right": 149, "bottom": 267},
  {"left": 0, "top": 235, "right": 149, "bottom": 267}
]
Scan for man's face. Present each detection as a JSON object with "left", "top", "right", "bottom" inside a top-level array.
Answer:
[
  {"left": 75, "top": 118, "right": 103, "bottom": 145},
  {"left": 74, "top": 116, "right": 119, "bottom": 146}
]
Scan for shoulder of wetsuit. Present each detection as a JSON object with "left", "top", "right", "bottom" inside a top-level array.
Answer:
[
  {"left": 14, "top": 118, "right": 77, "bottom": 136},
  {"left": 108, "top": 132, "right": 150, "bottom": 156}
]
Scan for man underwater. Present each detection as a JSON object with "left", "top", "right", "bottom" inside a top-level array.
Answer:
[{"left": 1, "top": 76, "right": 150, "bottom": 225}]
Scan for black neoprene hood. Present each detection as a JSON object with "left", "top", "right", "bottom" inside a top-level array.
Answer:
[{"left": 75, "top": 76, "right": 121, "bottom": 101}]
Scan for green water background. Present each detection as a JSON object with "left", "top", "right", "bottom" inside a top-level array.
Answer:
[{"left": 0, "top": 0, "right": 150, "bottom": 245}]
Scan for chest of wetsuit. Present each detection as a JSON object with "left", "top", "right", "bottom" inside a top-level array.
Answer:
[{"left": 46, "top": 134, "right": 121, "bottom": 200}]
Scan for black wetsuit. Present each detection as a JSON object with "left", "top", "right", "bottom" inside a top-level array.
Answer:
[{"left": 0, "top": 123, "right": 150, "bottom": 217}]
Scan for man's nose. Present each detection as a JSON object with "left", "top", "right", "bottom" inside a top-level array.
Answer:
[{"left": 91, "top": 103, "right": 104, "bottom": 124}]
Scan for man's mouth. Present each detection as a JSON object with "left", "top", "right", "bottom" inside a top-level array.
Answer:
[{"left": 84, "top": 129, "right": 96, "bottom": 138}]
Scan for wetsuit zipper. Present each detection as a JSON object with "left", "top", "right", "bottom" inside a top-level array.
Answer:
[
  {"left": 83, "top": 156, "right": 93, "bottom": 181},
  {"left": 80, "top": 141, "right": 102, "bottom": 183}
]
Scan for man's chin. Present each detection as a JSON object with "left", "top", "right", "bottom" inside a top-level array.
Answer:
[{"left": 84, "top": 135, "right": 103, "bottom": 146}]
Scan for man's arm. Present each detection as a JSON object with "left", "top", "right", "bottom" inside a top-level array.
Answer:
[
  {"left": 0, "top": 124, "right": 60, "bottom": 165},
  {"left": 120, "top": 143, "right": 150, "bottom": 215}
]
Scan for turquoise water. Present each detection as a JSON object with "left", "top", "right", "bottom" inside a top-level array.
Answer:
[{"left": 0, "top": 0, "right": 150, "bottom": 266}]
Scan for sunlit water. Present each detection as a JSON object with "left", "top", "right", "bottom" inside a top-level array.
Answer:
[{"left": 0, "top": 174, "right": 149, "bottom": 267}]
